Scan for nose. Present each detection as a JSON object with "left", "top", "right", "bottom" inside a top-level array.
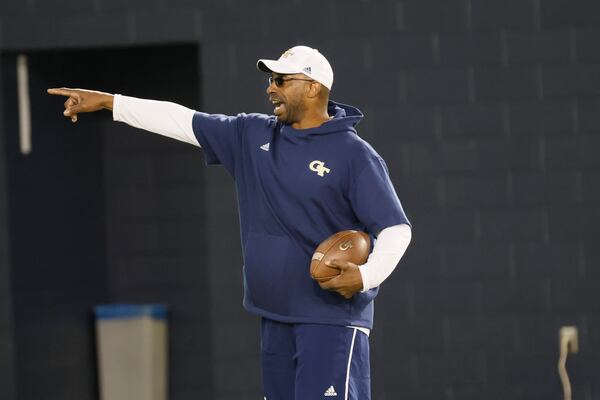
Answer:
[{"left": 266, "top": 81, "right": 276, "bottom": 95}]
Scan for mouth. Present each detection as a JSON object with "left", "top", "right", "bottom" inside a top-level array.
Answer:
[{"left": 270, "top": 98, "right": 286, "bottom": 116}]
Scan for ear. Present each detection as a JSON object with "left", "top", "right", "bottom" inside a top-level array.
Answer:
[{"left": 306, "top": 81, "right": 322, "bottom": 99}]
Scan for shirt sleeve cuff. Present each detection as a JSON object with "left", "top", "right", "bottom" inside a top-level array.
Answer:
[
  {"left": 112, "top": 94, "right": 123, "bottom": 122},
  {"left": 358, "top": 264, "right": 371, "bottom": 293}
]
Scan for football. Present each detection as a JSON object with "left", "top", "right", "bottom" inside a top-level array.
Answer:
[{"left": 310, "top": 230, "right": 371, "bottom": 282}]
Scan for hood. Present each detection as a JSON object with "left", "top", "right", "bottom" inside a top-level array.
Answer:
[{"left": 280, "top": 100, "right": 363, "bottom": 136}]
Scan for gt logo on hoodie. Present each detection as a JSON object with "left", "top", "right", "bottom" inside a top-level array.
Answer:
[{"left": 309, "top": 160, "right": 331, "bottom": 177}]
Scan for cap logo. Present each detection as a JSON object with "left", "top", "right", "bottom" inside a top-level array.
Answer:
[
  {"left": 302, "top": 66, "right": 312, "bottom": 74},
  {"left": 281, "top": 49, "right": 294, "bottom": 59}
]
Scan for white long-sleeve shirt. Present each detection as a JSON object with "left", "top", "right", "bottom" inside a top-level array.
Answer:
[{"left": 112, "top": 94, "right": 412, "bottom": 293}]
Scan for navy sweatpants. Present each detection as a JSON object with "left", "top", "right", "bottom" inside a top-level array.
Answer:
[{"left": 261, "top": 318, "right": 371, "bottom": 400}]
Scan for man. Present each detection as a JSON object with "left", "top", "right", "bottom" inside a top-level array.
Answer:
[{"left": 48, "top": 45, "right": 411, "bottom": 400}]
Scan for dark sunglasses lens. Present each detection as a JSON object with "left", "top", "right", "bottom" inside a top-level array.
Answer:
[{"left": 268, "top": 76, "right": 286, "bottom": 87}]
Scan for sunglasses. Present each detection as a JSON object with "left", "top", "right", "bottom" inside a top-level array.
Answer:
[{"left": 269, "top": 76, "right": 315, "bottom": 87}]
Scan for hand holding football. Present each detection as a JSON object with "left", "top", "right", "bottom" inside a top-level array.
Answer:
[{"left": 310, "top": 230, "right": 371, "bottom": 282}]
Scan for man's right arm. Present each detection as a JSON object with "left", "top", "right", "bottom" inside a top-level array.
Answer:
[{"left": 47, "top": 88, "right": 200, "bottom": 147}]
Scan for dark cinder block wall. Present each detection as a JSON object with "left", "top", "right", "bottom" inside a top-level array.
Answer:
[
  {"left": 1, "top": 1, "right": 600, "bottom": 400},
  {"left": 0, "top": 60, "right": 16, "bottom": 400}
]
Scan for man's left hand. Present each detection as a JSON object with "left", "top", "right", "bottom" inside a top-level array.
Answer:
[{"left": 317, "top": 260, "right": 364, "bottom": 299}]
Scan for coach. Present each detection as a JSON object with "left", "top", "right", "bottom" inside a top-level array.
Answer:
[{"left": 48, "top": 45, "right": 411, "bottom": 400}]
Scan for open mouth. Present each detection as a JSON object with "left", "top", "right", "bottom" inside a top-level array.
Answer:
[{"left": 271, "top": 98, "right": 285, "bottom": 116}]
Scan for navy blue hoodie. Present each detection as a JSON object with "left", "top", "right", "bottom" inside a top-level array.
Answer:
[{"left": 192, "top": 101, "right": 409, "bottom": 329}]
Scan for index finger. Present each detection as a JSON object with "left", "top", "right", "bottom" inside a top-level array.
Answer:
[
  {"left": 318, "top": 275, "right": 340, "bottom": 290},
  {"left": 47, "top": 88, "right": 75, "bottom": 97},
  {"left": 325, "top": 259, "right": 352, "bottom": 271}
]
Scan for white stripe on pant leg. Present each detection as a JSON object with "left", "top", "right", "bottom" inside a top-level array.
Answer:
[{"left": 344, "top": 328, "right": 358, "bottom": 400}]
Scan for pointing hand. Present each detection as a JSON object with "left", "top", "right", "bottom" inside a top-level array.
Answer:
[{"left": 47, "top": 87, "right": 114, "bottom": 123}]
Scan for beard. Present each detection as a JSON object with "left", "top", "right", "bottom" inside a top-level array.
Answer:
[{"left": 277, "top": 96, "right": 307, "bottom": 125}]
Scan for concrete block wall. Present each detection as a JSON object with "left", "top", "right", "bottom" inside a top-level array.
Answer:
[
  {"left": 104, "top": 122, "right": 215, "bottom": 399},
  {"left": 0, "top": 60, "right": 16, "bottom": 400},
  {"left": 1, "top": 0, "right": 599, "bottom": 399},
  {"left": 0, "top": 51, "right": 111, "bottom": 400},
  {"left": 93, "top": 45, "right": 215, "bottom": 399}
]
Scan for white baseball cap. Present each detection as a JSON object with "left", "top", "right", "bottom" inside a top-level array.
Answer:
[{"left": 257, "top": 45, "right": 334, "bottom": 90}]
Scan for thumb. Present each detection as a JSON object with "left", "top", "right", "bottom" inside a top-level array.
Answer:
[{"left": 64, "top": 105, "right": 83, "bottom": 123}]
